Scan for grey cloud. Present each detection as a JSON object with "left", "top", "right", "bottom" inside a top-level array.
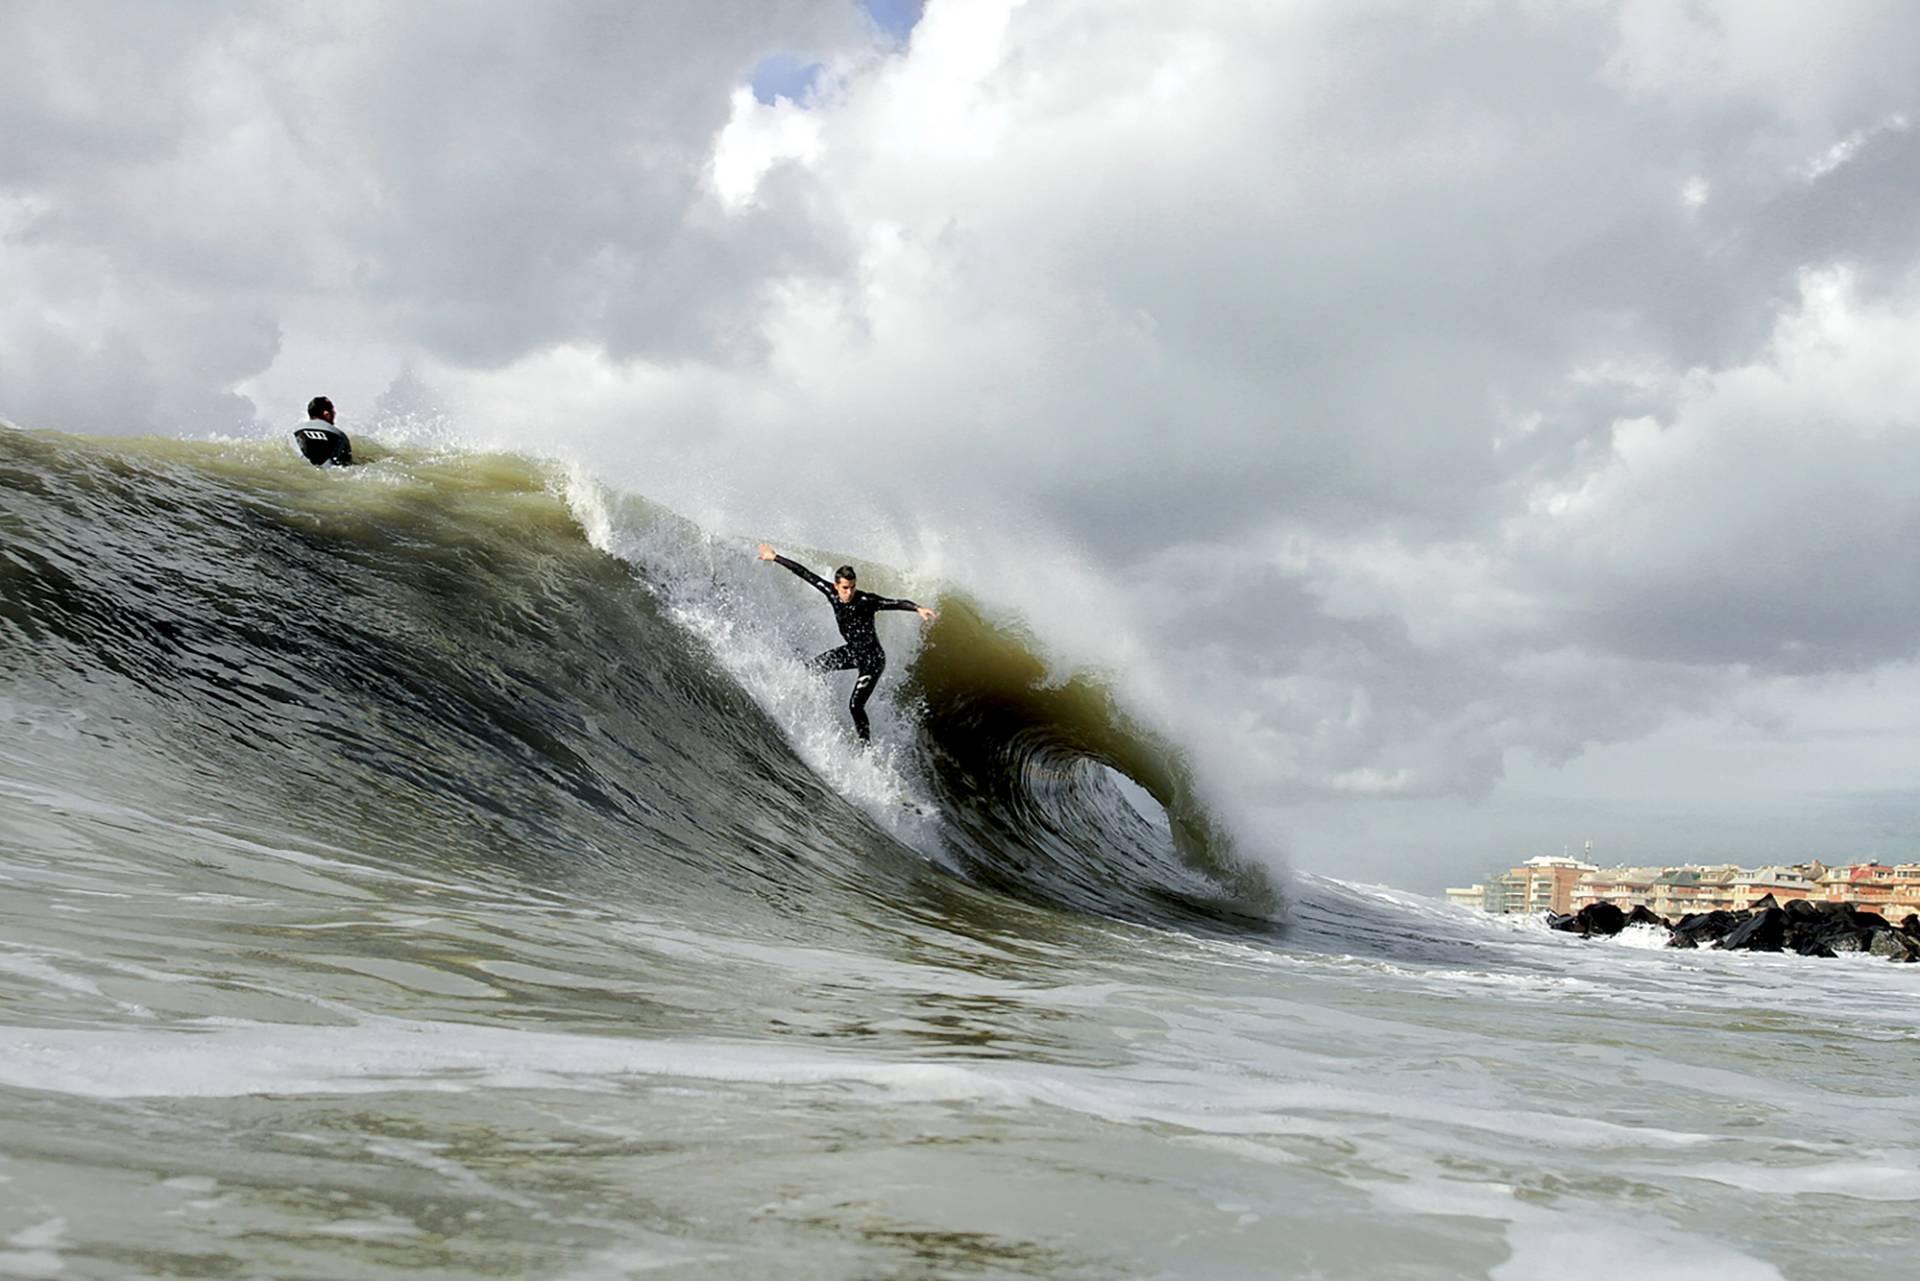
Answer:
[
  {"left": 1525, "top": 423, "right": 1920, "bottom": 676},
  {"left": 0, "top": 309, "right": 273, "bottom": 437},
  {"left": 1, "top": 1, "right": 874, "bottom": 421},
  {"left": 1750, "top": 124, "right": 1920, "bottom": 285},
  {"left": 1132, "top": 549, "right": 1719, "bottom": 803},
  {"left": 305, "top": 1, "right": 867, "bottom": 364},
  {"left": 0, "top": 2, "right": 221, "bottom": 179},
  {"left": 815, "top": 4, "right": 1916, "bottom": 573}
]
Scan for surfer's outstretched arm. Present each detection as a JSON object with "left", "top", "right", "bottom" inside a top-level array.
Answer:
[
  {"left": 872, "top": 595, "right": 939, "bottom": 622},
  {"left": 757, "top": 544, "right": 834, "bottom": 599}
]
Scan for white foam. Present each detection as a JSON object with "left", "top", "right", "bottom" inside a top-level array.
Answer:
[
  {"left": 0, "top": 1018, "right": 1020, "bottom": 1104},
  {"left": 1352, "top": 1166, "right": 1788, "bottom": 1280},
  {"left": 0, "top": 1012, "right": 1737, "bottom": 1167},
  {"left": 1663, "top": 1159, "right": 1920, "bottom": 1202},
  {"left": 556, "top": 461, "right": 615, "bottom": 553},
  {"left": 1613, "top": 922, "right": 1676, "bottom": 949},
  {"left": 555, "top": 473, "right": 947, "bottom": 852},
  {"left": 0, "top": 953, "right": 107, "bottom": 1001},
  {"left": 0, "top": 1218, "right": 66, "bottom": 1279},
  {"left": 1494, "top": 1216, "right": 1785, "bottom": 1281}
]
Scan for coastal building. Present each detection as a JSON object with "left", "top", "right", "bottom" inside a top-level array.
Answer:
[
  {"left": 1444, "top": 884, "right": 1493, "bottom": 912},
  {"left": 1571, "top": 866, "right": 1660, "bottom": 912},
  {"left": 1730, "top": 866, "right": 1814, "bottom": 910},
  {"left": 1449, "top": 856, "right": 1920, "bottom": 918},
  {"left": 1499, "top": 854, "right": 1596, "bottom": 916},
  {"left": 1488, "top": 872, "right": 1528, "bottom": 914},
  {"left": 1891, "top": 865, "right": 1920, "bottom": 917},
  {"left": 1696, "top": 866, "right": 1745, "bottom": 913},
  {"left": 1652, "top": 868, "right": 1710, "bottom": 918},
  {"left": 1816, "top": 864, "right": 1857, "bottom": 903},
  {"left": 1832, "top": 862, "right": 1920, "bottom": 917}
]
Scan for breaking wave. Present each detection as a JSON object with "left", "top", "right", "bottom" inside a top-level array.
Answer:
[{"left": 0, "top": 427, "right": 1278, "bottom": 939}]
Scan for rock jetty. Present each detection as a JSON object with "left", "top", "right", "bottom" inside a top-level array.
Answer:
[{"left": 1545, "top": 895, "right": 1920, "bottom": 961}]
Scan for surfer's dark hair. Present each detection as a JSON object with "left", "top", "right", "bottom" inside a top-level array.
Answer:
[
  {"left": 307, "top": 396, "right": 334, "bottom": 420},
  {"left": 834, "top": 565, "right": 857, "bottom": 584}
]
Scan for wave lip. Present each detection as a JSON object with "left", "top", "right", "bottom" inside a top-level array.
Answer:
[{"left": 900, "top": 595, "right": 1279, "bottom": 925}]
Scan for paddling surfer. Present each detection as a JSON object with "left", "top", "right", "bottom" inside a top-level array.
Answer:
[
  {"left": 757, "top": 543, "right": 937, "bottom": 742},
  {"left": 294, "top": 396, "right": 354, "bottom": 467}
]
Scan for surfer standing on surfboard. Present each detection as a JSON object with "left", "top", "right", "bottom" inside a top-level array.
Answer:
[{"left": 758, "top": 543, "right": 937, "bottom": 743}]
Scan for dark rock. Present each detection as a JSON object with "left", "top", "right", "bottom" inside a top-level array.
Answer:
[
  {"left": 1624, "top": 905, "right": 1670, "bottom": 930},
  {"left": 1547, "top": 903, "right": 1630, "bottom": 937},
  {"left": 1820, "top": 925, "right": 1866, "bottom": 956},
  {"left": 1637, "top": 899, "right": 1920, "bottom": 962},
  {"left": 1574, "top": 902, "right": 1628, "bottom": 937},
  {"left": 1800, "top": 924, "right": 1871, "bottom": 954},
  {"left": 1718, "top": 908, "right": 1788, "bottom": 952},
  {"left": 1868, "top": 929, "right": 1919, "bottom": 962},
  {"left": 1674, "top": 910, "right": 1743, "bottom": 946},
  {"left": 1784, "top": 906, "right": 1878, "bottom": 957},
  {"left": 1796, "top": 899, "right": 1862, "bottom": 927},
  {"left": 1835, "top": 912, "right": 1872, "bottom": 937}
]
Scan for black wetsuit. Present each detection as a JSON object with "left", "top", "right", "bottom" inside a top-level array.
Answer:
[
  {"left": 773, "top": 555, "right": 921, "bottom": 741},
  {"left": 294, "top": 423, "right": 353, "bottom": 467}
]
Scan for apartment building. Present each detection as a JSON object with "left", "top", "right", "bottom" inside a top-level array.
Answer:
[
  {"left": 1453, "top": 856, "right": 1920, "bottom": 917},
  {"left": 1730, "top": 866, "right": 1815, "bottom": 910},
  {"left": 1816, "top": 863, "right": 1920, "bottom": 915},
  {"left": 1444, "top": 884, "right": 1492, "bottom": 912},
  {"left": 1574, "top": 866, "right": 1660, "bottom": 912},
  {"left": 1474, "top": 855, "right": 1596, "bottom": 916}
]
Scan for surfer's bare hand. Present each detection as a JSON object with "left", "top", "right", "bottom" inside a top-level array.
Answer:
[
  {"left": 757, "top": 543, "right": 776, "bottom": 561},
  {"left": 917, "top": 606, "right": 938, "bottom": 621}
]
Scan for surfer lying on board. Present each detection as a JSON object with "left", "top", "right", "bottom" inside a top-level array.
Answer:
[{"left": 758, "top": 543, "right": 937, "bottom": 743}]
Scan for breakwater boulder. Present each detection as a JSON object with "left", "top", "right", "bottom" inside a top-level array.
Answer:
[
  {"left": 1670, "top": 909, "right": 1739, "bottom": 948},
  {"left": 1548, "top": 901, "right": 1697, "bottom": 939},
  {"left": 1720, "top": 907, "right": 1788, "bottom": 952},
  {"left": 1869, "top": 928, "right": 1920, "bottom": 962},
  {"left": 1546, "top": 902, "right": 1626, "bottom": 936},
  {"left": 1548, "top": 900, "right": 1918, "bottom": 962}
]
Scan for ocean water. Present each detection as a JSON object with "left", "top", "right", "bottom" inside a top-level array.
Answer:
[{"left": 2, "top": 428, "right": 1914, "bottom": 1280}]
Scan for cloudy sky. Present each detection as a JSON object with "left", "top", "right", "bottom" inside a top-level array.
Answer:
[{"left": 6, "top": 0, "right": 1919, "bottom": 891}]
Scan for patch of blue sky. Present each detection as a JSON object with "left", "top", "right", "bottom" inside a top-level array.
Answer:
[
  {"left": 749, "top": 2, "right": 923, "bottom": 107},
  {"left": 862, "top": 0, "right": 924, "bottom": 45},
  {"left": 749, "top": 52, "right": 823, "bottom": 106}
]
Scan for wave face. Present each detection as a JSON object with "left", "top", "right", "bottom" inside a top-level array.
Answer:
[{"left": 0, "top": 428, "right": 1274, "bottom": 935}]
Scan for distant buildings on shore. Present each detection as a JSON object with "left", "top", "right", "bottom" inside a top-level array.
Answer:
[{"left": 1446, "top": 843, "right": 1920, "bottom": 918}]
